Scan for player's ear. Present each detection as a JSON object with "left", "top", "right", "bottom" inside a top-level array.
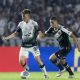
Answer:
[
  {"left": 21, "top": 11, "right": 24, "bottom": 19},
  {"left": 21, "top": 14, "right": 24, "bottom": 19}
]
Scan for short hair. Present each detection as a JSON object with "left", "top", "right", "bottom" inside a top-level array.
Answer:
[
  {"left": 50, "top": 16, "right": 58, "bottom": 21},
  {"left": 21, "top": 9, "right": 31, "bottom": 15}
]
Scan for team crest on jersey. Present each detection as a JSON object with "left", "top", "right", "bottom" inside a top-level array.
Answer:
[{"left": 54, "top": 30, "right": 62, "bottom": 39}]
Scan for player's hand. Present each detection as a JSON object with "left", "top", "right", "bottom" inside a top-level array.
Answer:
[
  {"left": 2, "top": 36, "right": 7, "bottom": 40},
  {"left": 39, "top": 31, "right": 45, "bottom": 38},
  {"left": 37, "top": 31, "right": 45, "bottom": 39}
]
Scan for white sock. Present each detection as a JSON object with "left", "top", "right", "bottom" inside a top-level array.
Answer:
[
  {"left": 40, "top": 66, "right": 47, "bottom": 75},
  {"left": 24, "top": 65, "right": 29, "bottom": 71}
]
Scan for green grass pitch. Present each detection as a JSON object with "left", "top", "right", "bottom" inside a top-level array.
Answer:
[{"left": 0, "top": 72, "right": 79, "bottom": 80}]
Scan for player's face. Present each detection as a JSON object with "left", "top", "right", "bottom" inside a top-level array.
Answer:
[
  {"left": 50, "top": 20, "right": 58, "bottom": 28},
  {"left": 22, "top": 14, "right": 30, "bottom": 22}
]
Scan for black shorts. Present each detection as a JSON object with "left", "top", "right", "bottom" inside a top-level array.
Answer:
[{"left": 55, "top": 47, "right": 72, "bottom": 59}]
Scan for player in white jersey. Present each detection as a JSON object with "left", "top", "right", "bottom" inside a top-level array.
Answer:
[{"left": 2, "top": 9, "right": 48, "bottom": 79}]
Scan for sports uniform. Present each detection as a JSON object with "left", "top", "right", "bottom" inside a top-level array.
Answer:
[
  {"left": 45, "top": 25, "right": 72, "bottom": 59},
  {"left": 16, "top": 19, "right": 40, "bottom": 58}
]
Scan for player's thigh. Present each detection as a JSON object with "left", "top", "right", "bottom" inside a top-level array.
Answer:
[
  {"left": 49, "top": 53, "right": 57, "bottom": 61},
  {"left": 55, "top": 48, "right": 71, "bottom": 59},
  {"left": 60, "top": 58, "right": 66, "bottom": 64},
  {"left": 19, "top": 47, "right": 29, "bottom": 63}
]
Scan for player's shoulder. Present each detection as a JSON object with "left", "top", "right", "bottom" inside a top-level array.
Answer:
[
  {"left": 59, "top": 24, "right": 72, "bottom": 35},
  {"left": 19, "top": 21, "right": 24, "bottom": 24},
  {"left": 18, "top": 21, "right": 24, "bottom": 26},
  {"left": 45, "top": 26, "right": 52, "bottom": 34},
  {"left": 59, "top": 25, "right": 67, "bottom": 31},
  {"left": 48, "top": 26, "right": 53, "bottom": 31},
  {"left": 59, "top": 25, "right": 64, "bottom": 29},
  {"left": 30, "top": 19, "right": 38, "bottom": 26}
]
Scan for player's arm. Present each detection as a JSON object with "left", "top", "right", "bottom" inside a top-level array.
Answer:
[
  {"left": 70, "top": 33, "right": 80, "bottom": 51},
  {"left": 61, "top": 27, "right": 80, "bottom": 51},
  {"left": 45, "top": 27, "right": 52, "bottom": 36},
  {"left": 37, "top": 31, "right": 45, "bottom": 39},
  {"left": 3, "top": 25, "right": 21, "bottom": 40},
  {"left": 2, "top": 32, "right": 18, "bottom": 40},
  {"left": 37, "top": 27, "right": 52, "bottom": 39}
]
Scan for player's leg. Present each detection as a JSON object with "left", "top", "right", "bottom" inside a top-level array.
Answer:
[
  {"left": 19, "top": 47, "right": 30, "bottom": 79},
  {"left": 19, "top": 56, "right": 29, "bottom": 71},
  {"left": 60, "top": 47, "right": 74, "bottom": 78},
  {"left": 49, "top": 53, "right": 64, "bottom": 71},
  {"left": 60, "top": 58, "right": 74, "bottom": 78},
  {"left": 49, "top": 51, "right": 66, "bottom": 77},
  {"left": 31, "top": 46, "right": 48, "bottom": 78},
  {"left": 35, "top": 55, "right": 48, "bottom": 77}
]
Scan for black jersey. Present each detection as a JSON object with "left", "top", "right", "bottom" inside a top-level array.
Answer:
[{"left": 45, "top": 25, "right": 72, "bottom": 48}]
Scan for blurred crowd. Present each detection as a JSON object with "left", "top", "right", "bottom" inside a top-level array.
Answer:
[{"left": 0, "top": 0, "right": 80, "bottom": 46}]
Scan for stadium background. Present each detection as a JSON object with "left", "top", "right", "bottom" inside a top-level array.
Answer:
[{"left": 0, "top": 0, "right": 80, "bottom": 72}]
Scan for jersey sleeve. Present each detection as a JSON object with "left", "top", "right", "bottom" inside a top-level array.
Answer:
[
  {"left": 61, "top": 27, "right": 72, "bottom": 36},
  {"left": 16, "top": 27, "right": 21, "bottom": 33},
  {"left": 15, "top": 23, "right": 22, "bottom": 33},
  {"left": 33, "top": 21, "right": 40, "bottom": 32},
  {"left": 45, "top": 27, "right": 52, "bottom": 35}
]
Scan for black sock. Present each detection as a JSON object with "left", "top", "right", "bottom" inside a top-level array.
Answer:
[
  {"left": 22, "top": 63, "right": 29, "bottom": 71},
  {"left": 50, "top": 59, "right": 64, "bottom": 71},
  {"left": 57, "top": 62, "right": 64, "bottom": 71},
  {"left": 63, "top": 62, "right": 74, "bottom": 75},
  {"left": 22, "top": 63, "right": 26, "bottom": 67},
  {"left": 40, "top": 64, "right": 44, "bottom": 68}
]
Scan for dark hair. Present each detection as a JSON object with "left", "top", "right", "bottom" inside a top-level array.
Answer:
[
  {"left": 21, "top": 9, "right": 31, "bottom": 15},
  {"left": 50, "top": 16, "right": 58, "bottom": 21}
]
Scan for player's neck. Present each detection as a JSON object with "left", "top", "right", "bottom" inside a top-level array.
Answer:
[
  {"left": 24, "top": 19, "right": 30, "bottom": 23},
  {"left": 52, "top": 25, "right": 60, "bottom": 31}
]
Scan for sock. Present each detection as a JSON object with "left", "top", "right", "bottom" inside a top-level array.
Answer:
[
  {"left": 57, "top": 62, "right": 64, "bottom": 71},
  {"left": 50, "top": 59, "right": 64, "bottom": 71},
  {"left": 22, "top": 58, "right": 29, "bottom": 71},
  {"left": 25, "top": 58, "right": 29, "bottom": 71},
  {"left": 40, "top": 64, "right": 47, "bottom": 75},
  {"left": 63, "top": 62, "right": 74, "bottom": 75},
  {"left": 22, "top": 63, "right": 29, "bottom": 71},
  {"left": 25, "top": 65, "right": 29, "bottom": 71}
]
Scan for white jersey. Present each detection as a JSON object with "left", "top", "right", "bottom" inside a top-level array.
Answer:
[{"left": 16, "top": 19, "right": 40, "bottom": 47}]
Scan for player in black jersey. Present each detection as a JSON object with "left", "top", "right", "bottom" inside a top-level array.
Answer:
[{"left": 45, "top": 16, "right": 80, "bottom": 78}]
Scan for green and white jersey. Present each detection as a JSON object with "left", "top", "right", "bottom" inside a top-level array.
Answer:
[{"left": 16, "top": 19, "right": 40, "bottom": 47}]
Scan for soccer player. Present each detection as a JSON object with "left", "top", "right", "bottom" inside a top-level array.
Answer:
[
  {"left": 2, "top": 9, "right": 48, "bottom": 79},
  {"left": 45, "top": 16, "right": 80, "bottom": 78}
]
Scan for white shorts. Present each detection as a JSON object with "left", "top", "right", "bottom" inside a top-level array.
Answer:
[{"left": 19, "top": 46, "right": 40, "bottom": 58}]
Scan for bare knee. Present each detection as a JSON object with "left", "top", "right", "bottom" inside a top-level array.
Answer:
[
  {"left": 60, "top": 59, "right": 66, "bottom": 64},
  {"left": 19, "top": 56, "right": 27, "bottom": 67},
  {"left": 49, "top": 54, "right": 57, "bottom": 61}
]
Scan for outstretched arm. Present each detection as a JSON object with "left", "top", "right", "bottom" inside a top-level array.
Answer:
[
  {"left": 37, "top": 27, "right": 52, "bottom": 40},
  {"left": 2, "top": 32, "right": 17, "bottom": 40},
  {"left": 61, "top": 27, "right": 80, "bottom": 51},
  {"left": 71, "top": 33, "right": 80, "bottom": 51}
]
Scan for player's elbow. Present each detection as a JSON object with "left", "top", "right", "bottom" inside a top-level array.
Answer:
[{"left": 70, "top": 33, "right": 76, "bottom": 38}]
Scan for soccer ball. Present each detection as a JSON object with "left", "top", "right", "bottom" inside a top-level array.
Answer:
[
  {"left": 20, "top": 71, "right": 26, "bottom": 79},
  {"left": 20, "top": 71, "right": 30, "bottom": 79}
]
